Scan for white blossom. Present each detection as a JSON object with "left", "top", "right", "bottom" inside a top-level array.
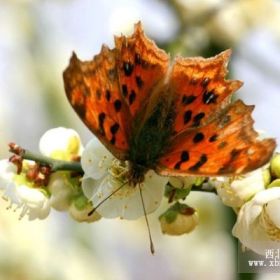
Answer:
[
  {"left": 81, "top": 136, "right": 114, "bottom": 180},
  {"left": 81, "top": 138, "right": 168, "bottom": 220},
  {"left": 214, "top": 168, "right": 266, "bottom": 208},
  {"left": 0, "top": 160, "right": 50, "bottom": 220},
  {"left": 232, "top": 187, "right": 280, "bottom": 255}
]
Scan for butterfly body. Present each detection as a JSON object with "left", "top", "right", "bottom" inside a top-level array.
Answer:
[
  {"left": 127, "top": 97, "right": 175, "bottom": 185},
  {"left": 63, "top": 22, "right": 276, "bottom": 184}
]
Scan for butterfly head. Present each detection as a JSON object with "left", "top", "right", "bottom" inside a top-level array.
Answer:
[{"left": 127, "top": 162, "right": 149, "bottom": 186}]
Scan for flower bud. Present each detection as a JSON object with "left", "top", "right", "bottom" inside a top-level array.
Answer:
[
  {"left": 68, "top": 194, "right": 101, "bottom": 223},
  {"left": 262, "top": 167, "right": 271, "bottom": 187},
  {"left": 267, "top": 179, "right": 280, "bottom": 188},
  {"left": 270, "top": 153, "right": 280, "bottom": 178},
  {"left": 48, "top": 172, "right": 75, "bottom": 211},
  {"left": 39, "top": 127, "right": 82, "bottom": 161},
  {"left": 159, "top": 202, "right": 198, "bottom": 235}
]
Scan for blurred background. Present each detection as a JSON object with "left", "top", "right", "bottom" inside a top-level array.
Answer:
[{"left": 0, "top": 0, "right": 280, "bottom": 279}]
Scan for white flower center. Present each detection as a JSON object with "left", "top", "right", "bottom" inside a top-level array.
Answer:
[{"left": 108, "top": 159, "right": 129, "bottom": 185}]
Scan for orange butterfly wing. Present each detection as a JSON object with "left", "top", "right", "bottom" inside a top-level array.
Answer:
[
  {"left": 158, "top": 52, "right": 276, "bottom": 176},
  {"left": 63, "top": 22, "right": 168, "bottom": 160},
  {"left": 170, "top": 50, "right": 243, "bottom": 134},
  {"left": 158, "top": 100, "right": 276, "bottom": 176},
  {"left": 114, "top": 23, "right": 169, "bottom": 118}
]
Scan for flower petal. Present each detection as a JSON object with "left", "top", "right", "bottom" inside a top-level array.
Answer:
[
  {"left": 0, "top": 159, "right": 17, "bottom": 189},
  {"left": 39, "top": 127, "right": 82, "bottom": 160},
  {"left": 81, "top": 137, "right": 114, "bottom": 180},
  {"left": 91, "top": 170, "right": 167, "bottom": 220},
  {"left": 232, "top": 187, "right": 280, "bottom": 255}
]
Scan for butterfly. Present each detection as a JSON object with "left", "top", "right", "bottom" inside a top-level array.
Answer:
[{"left": 63, "top": 22, "right": 276, "bottom": 186}]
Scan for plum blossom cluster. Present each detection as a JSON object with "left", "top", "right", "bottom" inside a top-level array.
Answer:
[{"left": 1, "top": 127, "right": 280, "bottom": 256}]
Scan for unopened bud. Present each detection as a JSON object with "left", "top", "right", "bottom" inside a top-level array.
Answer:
[
  {"left": 267, "top": 179, "right": 280, "bottom": 188},
  {"left": 263, "top": 168, "right": 271, "bottom": 187},
  {"left": 271, "top": 153, "right": 280, "bottom": 179},
  {"left": 159, "top": 202, "right": 198, "bottom": 236},
  {"left": 69, "top": 194, "right": 101, "bottom": 223}
]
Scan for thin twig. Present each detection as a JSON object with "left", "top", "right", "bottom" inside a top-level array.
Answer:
[{"left": 22, "top": 149, "right": 83, "bottom": 173}]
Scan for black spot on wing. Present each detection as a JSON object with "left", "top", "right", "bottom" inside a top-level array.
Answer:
[
  {"left": 136, "top": 76, "right": 144, "bottom": 89},
  {"left": 209, "top": 134, "right": 218, "bottom": 142},
  {"left": 114, "top": 100, "right": 122, "bottom": 112},
  {"left": 203, "top": 90, "right": 218, "bottom": 104},
  {"left": 201, "top": 78, "right": 210, "bottom": 88},
  {"left": 174, "top": 151, "right": 189, "bottom": 170},
  {"left": 110, "top": 123, "right": 120, "bottom": 135},
  {"left": 174, "top": 162, "right": 181, "bottom": 170},
  {"left": 184, "top": 110, "right": 192, "bottom": 124},
  {"left": 193, "top": 133, "right": 204, "bottom": 143},
  {"left": 123, "top": 61, "right": 134, "bottom": 76},
  {"left": 98, "top": 112, "right": 106, "bottom": 135},
  {"left": 189, "top": 154, "right": 208, "bottom": 171},
  {"left": 122, "top": 84, "right": 128, "bottom": 97},
  {"left": 192, "top": 112, "right": 205, "bottom": 127},
  {"left": 105, "top": 90, "right": 111, "bottom": 101},
  {"left": 182, "top": 95, "right": 196, "bottom": 105},
  {"left": 181, "top": 151, "right": 189, "bottom": 162},
  {"left": 129, "top": 90, "right": 136, "bottom": 105}
]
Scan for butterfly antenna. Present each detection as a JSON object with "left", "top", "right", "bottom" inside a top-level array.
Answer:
[
  {"left": 88, "top": 181, "right": 128, "bottom": 216},
  {"left": 138, "top": 184, "right": 155, "bottom": 255}
]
